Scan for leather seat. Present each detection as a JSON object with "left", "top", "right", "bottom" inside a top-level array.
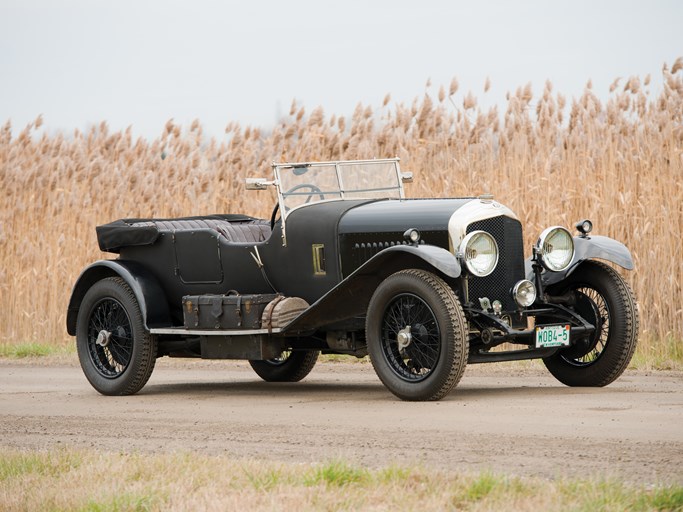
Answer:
[{"left": 135, "top": 219, "right": 271, "bottom": 243}]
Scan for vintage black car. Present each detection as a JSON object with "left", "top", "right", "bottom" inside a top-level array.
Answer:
[{"left": 67, "top": 158, "right": 639, "bottom": 401}]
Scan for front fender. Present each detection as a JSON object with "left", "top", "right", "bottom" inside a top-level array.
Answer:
[
  {"left": 282, "top": 244, "right": 461, "bottom": 333},
  {"left": 365, "top": 244, "right": 461, "bottom": 279},
  {"left": 526, "top": 235, "right": 634, "bottom": 287},
  {"left": 66, "top": 260, "right": 171, "bottom": 335}
]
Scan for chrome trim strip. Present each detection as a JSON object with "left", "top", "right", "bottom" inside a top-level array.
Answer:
[
  {"left": 150, "top": 327, "right": 282, "bottom": 336},
  {"left": 274, "top": 157, "right": 400, "bottom": 168}
]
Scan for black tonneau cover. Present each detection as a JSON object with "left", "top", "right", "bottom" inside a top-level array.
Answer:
[{"left": 96, "top": 214, "right": 256, "bottom": 253}]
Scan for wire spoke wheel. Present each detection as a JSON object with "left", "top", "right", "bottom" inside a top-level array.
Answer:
[
  {"left": 367, "top": 269, "right": 468, "bottom": 401},
  {"left": 76, "top": 277, "right": 157, "bottom": 395},
  {"left": 380, "top": 293, "right": 441, "bottom": 382},
  {"left": 87, "top": 298, "right": 134, "bottom": 378},
  {"left": 543, "top": 261, "right": 639, "bottom": 387}
]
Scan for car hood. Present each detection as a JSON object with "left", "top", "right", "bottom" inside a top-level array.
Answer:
[{"left": 337, "top": 198, "right": 475, "bottom": 234}]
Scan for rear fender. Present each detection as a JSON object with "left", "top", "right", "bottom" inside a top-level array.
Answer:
[
  {"left": 66, "top": 260, "right": 171, "bottom": 335},
  {"left": 282, "top": 245, "right": 461, "bottom": 334},
  {"left": 525, "top": 235, "right": 634, "bottom": 287}
]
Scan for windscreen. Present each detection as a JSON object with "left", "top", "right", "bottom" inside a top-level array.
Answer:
[{"left": 276, "top": 159, "right": 403, "bottom": 213}]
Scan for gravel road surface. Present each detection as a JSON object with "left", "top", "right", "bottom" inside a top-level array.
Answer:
[{"left": 1, "top": 359, "right": 681, "bottom": 484}]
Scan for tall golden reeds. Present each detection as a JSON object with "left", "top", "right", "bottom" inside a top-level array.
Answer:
[{"left": 1, "top": 62, "right": 681, "bottom": 357}]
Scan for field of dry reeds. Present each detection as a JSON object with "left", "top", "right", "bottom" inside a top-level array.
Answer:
[{"left": 1, "top": 60, "right": 681, "bottom": 360}]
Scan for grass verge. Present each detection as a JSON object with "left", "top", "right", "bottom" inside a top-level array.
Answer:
[
  {"left": 1, "top": 448, "right": 681, "bottom": 511},
  {"left": 0, "top": 342, "right": 74, "bottom": 359},
  {"left": 630, "top": 335, "right": 683, "bottom": 371}
]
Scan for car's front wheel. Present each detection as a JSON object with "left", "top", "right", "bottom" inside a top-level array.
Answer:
[
  {"left": 249, "top": 350, "right": 319, "bottom": 382},
  {"left": 76, "top": 277, "right": 157, "bottom": 395},
  {"left": 543, "top": 260, "right": 639, "bottom": 386},
  {"left": 366, "top": 269, "right": 468, "bottom": 401}
]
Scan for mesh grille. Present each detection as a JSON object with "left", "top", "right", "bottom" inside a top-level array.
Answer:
[{"left": 466, "top": 216, "right": 525, "bottom": 311}]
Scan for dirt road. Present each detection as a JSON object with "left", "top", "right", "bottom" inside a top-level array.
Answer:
[{"left": 1, "top": 359, "right": 681, "bottom": 484}]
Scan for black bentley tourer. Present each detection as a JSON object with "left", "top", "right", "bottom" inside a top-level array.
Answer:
[{"left": 67, "top": 158, "right": 638, "bottom": 400}]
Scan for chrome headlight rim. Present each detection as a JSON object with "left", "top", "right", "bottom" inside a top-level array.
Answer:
[
  {"left": 512, "top": 279, "right": 537, "bottom": 308},
  {"left": 535, "top": 226, "right": 575, "bottom": 272},
  {"left": 459, "top": 230, "right": 499, "bottom": 277}
]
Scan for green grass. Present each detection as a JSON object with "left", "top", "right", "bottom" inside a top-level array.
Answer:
[
  {"left": 0, "top": 342, "right": 74, "bottom": 359},
  {"left": 646, "top": 486, "right": 683, "bottom": 511},
  {"left": 553, "top": 479, "right": 683, "bottom": 512},
  {"left": 0, "top": 449, "right": 82, "bottom": 481},
  {"left": 78, "top": 492, "right": 161, "bottom": 512},
  {"left": 631, "top": 335, "right": 683, "bottom": 371},
  {"left": 304, "top": 460, "right": 370, "bottom": 487},
  {"left": 1, "top": 449, "right": 681, "bottom": 511},
  {"left": 463, "top": 471, "right": 499, "bottom": 501}
]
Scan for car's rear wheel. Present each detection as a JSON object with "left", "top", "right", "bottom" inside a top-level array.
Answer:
[
  {"left": 249, "top": 350, "right": 319, "bottom": 382},
  {"left": 543, "top": 260, "right": 639, "bottom": 386},
  {"left": 366, "top": 269, "right": 468, "bottom": 401},
  {"left": 76, "top": 277, "right": 157, "bottom": 395}
]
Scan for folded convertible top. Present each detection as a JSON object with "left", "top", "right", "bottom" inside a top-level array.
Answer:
[{"left": 96, "top": 214, "right": 256, "bottom": 253}]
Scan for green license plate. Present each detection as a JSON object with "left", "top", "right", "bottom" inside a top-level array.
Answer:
[{"left": 535, "top": 324, "right": 570, "bottom": 348}]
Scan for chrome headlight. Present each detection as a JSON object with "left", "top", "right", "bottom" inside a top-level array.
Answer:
[
  {"left": 513, "top": 279, "right": 537, "bottom": 307},
  {"left": 535, "top": 226, "right": 575, "bottom": 272},
  {"left": 459, "top": 231, "right": 499, "bottom": 277}
]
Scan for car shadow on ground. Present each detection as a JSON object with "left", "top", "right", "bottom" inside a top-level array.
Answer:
[
  {"left": 138, "top": 378, "right": 590, "bottom": 401},
  {"left": 141, "top": 379, "right": 382, "bottom": 397}
]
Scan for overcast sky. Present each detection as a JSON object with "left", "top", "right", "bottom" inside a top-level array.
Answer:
[{"left": 0, "top": 0, "right": 680, "bottom": 139}]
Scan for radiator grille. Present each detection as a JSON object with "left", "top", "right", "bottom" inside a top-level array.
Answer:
[{"left": 466, "top": 216, "right": 525, "bottom": 312}]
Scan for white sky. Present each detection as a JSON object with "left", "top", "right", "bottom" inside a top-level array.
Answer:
[{"left": 0, "top": 0, "right": 681, "bottom": 138}]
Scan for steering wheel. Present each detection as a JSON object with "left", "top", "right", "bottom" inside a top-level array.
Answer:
[
  {"left": 285, "top": 183, "right": 325, "bottom": 203},
  {"left": 270, "top": 184, "right": 325, "bottom": 229}
]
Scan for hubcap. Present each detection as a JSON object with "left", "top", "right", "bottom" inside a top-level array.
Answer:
[
  {"left": 396, "top": 326, "right": 412, "bottom": 352},
  {"left": 96, "top": 329, "right": 112, "bottom": 347}
]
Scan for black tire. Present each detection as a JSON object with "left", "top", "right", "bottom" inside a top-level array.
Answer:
[
  {"left": 366, "top": 269, "right": 468, "bottom": 401},
  {"left": 543, "top": 260, "right": 639, "bottom": 387},
  {"left": 249, "top": 350, "right": 319, "bottom": 382},
  {"left": 76, "top": 277, "right": 157, "bottom": 395}
]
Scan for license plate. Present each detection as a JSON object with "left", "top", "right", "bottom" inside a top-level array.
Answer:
[{"left": 535, "top": 324, "right": 570, "bottom": 348}]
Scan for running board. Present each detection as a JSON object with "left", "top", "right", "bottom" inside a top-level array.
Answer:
[{"left": 150, "top": 327, "right": 282, "bottom": 336}]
